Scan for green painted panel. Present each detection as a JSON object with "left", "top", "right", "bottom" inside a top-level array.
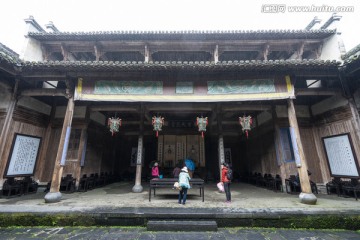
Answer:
[
  {"left": 94, "top": 81, "right": 163, "bottom": 94},
  {"left": 207, "top": 79, "right": 275, "bottom": 94}
]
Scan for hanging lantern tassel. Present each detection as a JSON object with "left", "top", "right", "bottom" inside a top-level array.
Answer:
[
  {"left": 196, "top": 117, "right": 208, "bottom": 138},
  {"left": 152, "top": 116, "right": 164, "bottom": 138}
]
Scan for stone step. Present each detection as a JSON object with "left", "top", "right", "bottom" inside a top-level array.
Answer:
[{"left": 147, "top": 220, "right": 218, "bottom": 232}]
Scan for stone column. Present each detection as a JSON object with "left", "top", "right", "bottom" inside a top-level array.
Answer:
[
  {"left": 288, "top": 99, "right": 317, "bottom": 204},
  {"left": 217, "top": 104, "right": 224, "bottom": 181},
  {"left": 44, "top": 96, "right": 74, "bottom": 203},
  {"left": 132, "top": 135, "right": 144, "bottom": 192},
  {"left": 132, "top": 104, "right": 144, "bottom": 193},
  {"left": 218, "top": 135, "right": 225, "bottom": 181}
]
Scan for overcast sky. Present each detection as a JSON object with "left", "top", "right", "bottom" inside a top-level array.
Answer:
[{"left": 1, "top": 0, "right": 359, "bottom": 55}]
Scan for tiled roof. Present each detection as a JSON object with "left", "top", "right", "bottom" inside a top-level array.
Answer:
[
  {"left": 0, "top": 43, "right": 22, "bottom": 75},
  {"left": 21, "top": 59, "right": 340, "bottom": 72},
  {"left": 27, "top": 29, "right": 336, "bottom": 41},
  {"left": 0, "top": 43, "right": 21, "bottom": 65},
  {"left": 342, "top": 43, "right": 360, "bottom": 60}
]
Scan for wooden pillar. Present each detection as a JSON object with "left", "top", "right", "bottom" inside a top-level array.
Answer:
[
  {"left": 272, "top": 106, "right": 287, "bottom": 191},
  {"left": 287, "top": 99, "right": 317, "bottom": 204},
  {"left": 74, "top": 127, "right": 88, "bottom": 190},
  {"left": 35, "top": 102, "right": 56, "bottom": 182},
  {"left": 44, "top": 96, "right": 74, "bottom": 203},
  {"left": 349, "top": 98, "right": 360, "bottom": 146},
  {"left": 132, "top": 104, "right": 144, "bottom": 193},
  {"left": 0, "top": 79, "right": 18, "bottom": 185}
]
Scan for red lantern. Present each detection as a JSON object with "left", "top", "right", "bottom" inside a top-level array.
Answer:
[
  {"left": 152, "top": 116, "right": 164, "bottom": 137},
  {"left": 196, "top": 117, "right": 208, "bottom": 138},
  {"left": 239, "top": 115, "right": 253, "bottom": 138},
  {"left": 108, "top": 117, "right": 122, "bottom": 136}
]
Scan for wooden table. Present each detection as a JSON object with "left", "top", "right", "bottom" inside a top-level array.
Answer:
[{"left": 149, "top": 178, "right": 204, "bottom": 202}]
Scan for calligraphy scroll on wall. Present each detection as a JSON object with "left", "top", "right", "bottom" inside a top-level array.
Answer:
[
  {"left": 5, "top": 134, "right": 41, "bottom": 176},
  {"left": 323, "top": 133, "right": 360, "bottom": 177}
]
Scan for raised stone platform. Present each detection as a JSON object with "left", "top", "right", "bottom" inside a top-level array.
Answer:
[{"left": 147, "top": 220, "right": 218, "bottom": 231}]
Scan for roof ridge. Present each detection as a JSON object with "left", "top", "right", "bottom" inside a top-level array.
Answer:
[{"left": 28, "top": 29, "right": 335, "bottom": 35}]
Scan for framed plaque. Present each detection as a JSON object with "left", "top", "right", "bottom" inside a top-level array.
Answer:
[
  {"left": 5, "top": 133, "right": 41, "bottom": 177},
  {"left": 322, "top": 133, "right": 360, "bottom": 177}
]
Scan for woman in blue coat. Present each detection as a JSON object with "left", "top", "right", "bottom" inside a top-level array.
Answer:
[{"left": 178, "top": 166, "right": 191, "bottom": 205}]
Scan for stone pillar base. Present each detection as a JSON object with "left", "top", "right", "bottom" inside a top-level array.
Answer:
[
  {"left": 299, "top": 192, "right": 317, "bottom": 205},
  {"left": 132, "top": 184, "right": 143, "bottom": 193},
  {"left": 44, "top": 192, "right": 62, "bottom": 203}
]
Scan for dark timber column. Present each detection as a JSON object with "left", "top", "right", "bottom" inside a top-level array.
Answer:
[
  {"left": 35, "top": 102, "right": 56, "bottom": 181},
  {"left": 272, "top": 106, "right": 287, "bottom": 191},
  {"left": 288, "top": 99, "right": 317, "bottom": 204},
  {"left": 0, "top": 79, "right": 18, "bottom": 183},
  {"left": 75, "top": 127, "right": 88, "bottom": 190},
  {"left": 74, "top": 107, "right": 89, "bottom": 190},
  {"left": 132, "top": 104, "right": 144, "bottom": 192},
  {"left": 44, "top": 96, "right": 74, "bottom": 203}
]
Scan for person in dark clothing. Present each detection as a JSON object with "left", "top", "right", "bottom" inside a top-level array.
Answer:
[
  {"left": 173, "top": 164, "right": 182, "bottom": 178},
  {"left": 221, "top": 162, "right": 231, "bottom": 203}
]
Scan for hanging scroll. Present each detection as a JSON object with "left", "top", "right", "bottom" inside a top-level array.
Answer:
[{"left": 5, "top": 134, "right": 41, "bottom": 176}]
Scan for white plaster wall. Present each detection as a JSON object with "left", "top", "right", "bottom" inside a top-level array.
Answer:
[
  {"left": 311, "top": 95, "right": 348, "bottom": 116},
  {"left": 20, "top": 37, "right": 43, "bottom": 61},
  {"left": 17, "top": 96, "right": 51, "bottom": 115},
  {"left": 319, "top": 34, "right": 344, "bottom": 61}
]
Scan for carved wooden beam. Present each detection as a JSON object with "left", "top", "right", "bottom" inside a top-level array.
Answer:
[
  {"left": 21, "top": 88, "right": 67, "bottom": 97},
  {"left": 296, "top": 88, "right": 341, "bottom": 96},
  {"left": 90, "top": 105, "right": 139, "bottom": 112}
]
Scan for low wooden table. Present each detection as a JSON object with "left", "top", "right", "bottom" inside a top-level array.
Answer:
[{"left": 149, "top": 178, "right": 204, "bottom": 202}]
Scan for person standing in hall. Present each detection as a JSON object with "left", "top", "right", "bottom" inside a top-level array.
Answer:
[
  {"left": 178, "top": 166, "right": 191, "bottom": 205},
  {"left": 221, "top": 162, "right": 231, "bottom": 203},
  {"left": 173, "top": 163, "right": 182, "bottom": 178}
]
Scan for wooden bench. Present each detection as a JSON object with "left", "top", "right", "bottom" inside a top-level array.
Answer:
[{"left": 149, "top": 178, "right": 204, "bottom": 202}]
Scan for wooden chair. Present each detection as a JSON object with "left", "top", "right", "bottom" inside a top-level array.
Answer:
[
  {"left": 342, "top": 179, "right": 360, "bottom": 200},
  {"left": 78, "top": 174, "right": 89, "bottom": 192},
  {"left": 285, "top": 175, "right": 300, "bottom": 194},
  {"left": 326, "top": 177, "right": 342, "bottom": 196},
  {"left": 60, "top": 174, "right": 75, "bottom": 193},
  {"left": 21, "top": 176, "right": 38, "bottom": 194},
  {"left": 2, "top": 177, "right": 22, "bottom": 197}
]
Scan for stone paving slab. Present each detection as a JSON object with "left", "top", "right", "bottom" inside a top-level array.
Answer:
[
  {"left": 0, "top": 182, "right": 360, "bottom": 229},
  {"left": 0, "top": 227, "right": 359, "bottom": 240}
]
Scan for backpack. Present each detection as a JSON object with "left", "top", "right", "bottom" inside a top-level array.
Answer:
[{"left": 226, "top": 168, "right": 233, "bottom": 181}]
